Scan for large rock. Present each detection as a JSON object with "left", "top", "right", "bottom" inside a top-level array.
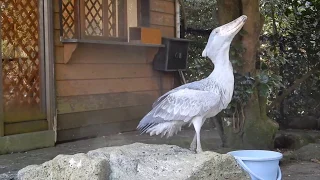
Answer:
[
  {"left": 18, "top": 143, "right": 249, "bottom": 180},
  {"left": 292, "top": 143, "right": 320, "bottom": 161},
  {"left": 18, "top": 153, "right": 109, "bottom": 180},
  {"left": 274, "top": 133, "right": 315, "bottom": 149},
  {"left": 288, "top": 116, "right": 320, "bottom": 130}
]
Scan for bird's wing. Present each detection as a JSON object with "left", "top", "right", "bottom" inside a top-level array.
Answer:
[
  {"left": 137, "top": 88, "right": 222, "bottom": 133},
  {"left": 151, "top": 88, "right": 221, "bottom": 122},
  {"left": 152, "top": 81, "right": 204, "bottom": 108}
]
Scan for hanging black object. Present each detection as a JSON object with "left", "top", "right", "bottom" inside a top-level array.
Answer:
[{"left": 153, "top": 37, "right": 191, "bottom": 71}]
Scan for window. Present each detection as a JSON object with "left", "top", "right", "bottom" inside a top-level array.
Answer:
[{"left": 60, "top": 0, "right": 149, "bottom": 42}]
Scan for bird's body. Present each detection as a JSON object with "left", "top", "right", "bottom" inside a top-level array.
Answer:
[{"left": 137, "top": 15, "right": 247, "bottom": 153}]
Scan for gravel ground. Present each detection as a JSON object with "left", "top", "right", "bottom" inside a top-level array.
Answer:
[{"left": 282, "top": 161, "right": 320, "bottom": 180}]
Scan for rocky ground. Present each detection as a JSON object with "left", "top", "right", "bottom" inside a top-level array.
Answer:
[{"left": 0, "top": 128, "right": 319, "bottom": 180}]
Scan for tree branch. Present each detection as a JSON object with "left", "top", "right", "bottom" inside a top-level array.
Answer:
[{"left": 268, "top": 64, "right": 320, "bottom": 111}]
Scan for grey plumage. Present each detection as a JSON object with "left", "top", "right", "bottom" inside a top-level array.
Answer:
[{"left": 137, "top": 78, "right": 228, "bottom": 136}]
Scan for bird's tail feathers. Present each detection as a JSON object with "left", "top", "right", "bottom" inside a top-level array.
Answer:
[{"left": 138, "top": 121, "right": 185, "bottom": 138}]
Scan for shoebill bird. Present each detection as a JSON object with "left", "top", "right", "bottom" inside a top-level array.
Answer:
[{"left": 137, "top": 15, "right": 247, "bottom": 153}]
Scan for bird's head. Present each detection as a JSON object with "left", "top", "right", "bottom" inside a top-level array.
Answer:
[{"left": 202, "top": 15, "right": 247, "bottom": 62}]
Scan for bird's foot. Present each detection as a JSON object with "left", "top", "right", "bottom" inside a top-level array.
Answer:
[
  {"left": 196, "top": 148, "right": 203, "bottom": 153},
  {"left": 190, "top": 142, "right": 196, "bottom": 152}
]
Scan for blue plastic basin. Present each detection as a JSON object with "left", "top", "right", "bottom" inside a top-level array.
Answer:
[{"left": 227, "top": 150, "right": 283, "bottom": 180}]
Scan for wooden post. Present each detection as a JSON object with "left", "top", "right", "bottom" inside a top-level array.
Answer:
[
  {"left": 0, "top": 6, "right": 4, "bottom": 137},
  {"left": 39, "top": 0, "right": 46, "bottom": 115},
  {"left": 44, "top": 0, "right": 56, "bottom": 140}
]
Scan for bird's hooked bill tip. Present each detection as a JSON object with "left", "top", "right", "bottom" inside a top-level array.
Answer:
[{"left": 241, "top": 15, "right": 248, "bottom": 22}]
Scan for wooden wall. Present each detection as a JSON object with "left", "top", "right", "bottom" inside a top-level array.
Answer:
[
  {"left": 53, "top": 0, "right": 177, "bottom": 142},
  {"left": 150, "top": 0, "right": 176, "bottom": 37}
]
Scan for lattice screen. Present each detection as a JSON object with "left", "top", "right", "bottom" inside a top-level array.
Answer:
[
  {"left": 107, "top": 0, "right": 117, "bottom": 37},
  {"left": 61, "top": 0, "right": 123, "bottom": 39},
  {"left": 84, "top": 0, "right": 103, "bottom": 36},
  {"left": 1, "top": 0, "right": 41, "bottom": 110},
  {"left": 61, "top": 0, "right": 77, "bottom": 39}
]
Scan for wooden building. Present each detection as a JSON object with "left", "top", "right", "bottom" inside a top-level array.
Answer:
[{"left": 0, "top": 0, "right": 185, "bottom": 154}]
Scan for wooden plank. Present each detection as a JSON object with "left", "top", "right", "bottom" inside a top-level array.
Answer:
[
  {"left": 4, "top": 110, "right": 47, "bottom": 123},
  {"left": 39, "top": 0, "right": 47, "bottom": 123},
  {"left": 53, "top": 0, "right": 59, "bottom": 13},
  {"left": 150, "top": 0, "right": 175, "bottom": 14},
  {"left": 162, "top": 73, "right": 175, "bottom": 90},
  {"left": 56, "top": 64, "right": 156, "bottom": 80},
  {"left": 0, "top": 130, "right": 55, "bottom": 155},
  {"left": 57, "top": 119, "right": 141, "bottom": 142},
  {"left": 150, "top": 11, "right": 175, "bottom": 27},
  {"left": 60, "top": 43, "right": 148, "bottom": 64},
  {"left": 0, "top": 17, "right": 3, "bottom": 136},
  {"left": 150, "top": 24, "right": 175, "bottom": 37},
  {"left": 56, "top": 77, "right": 173, "bottom": 96},
  {"left": 58, "top": 105, "right": 151, "bottom": 130},
  {"left": 54, "top": 12, "right": 60, "bottom": 30},
  {"left": 0, "top": 100, "right": 3, "bottom": 135},
  {"left": 4, "top": 120, "right": 48, "bottom": 136},
  {"left": 55, "top": 46, "right": 64, "bottom": 63},
  {"left": 54, "top": 29, "right": 63, "bottom": 47},
  {"left": 44, "top": 0, "right": 56, "bottom": 133},
  {"left": 57, "top": 91, "right": 159, "bottom": 114}
]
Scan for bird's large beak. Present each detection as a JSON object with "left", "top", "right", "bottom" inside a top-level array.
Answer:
[
  {"left": 220, "top": 15, "right": 247, "bottom": 36},
  {"left": 201, "top": 15, "right": 247, "bottom": 57}
]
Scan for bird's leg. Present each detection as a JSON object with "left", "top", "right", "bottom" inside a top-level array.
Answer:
[
  {"left": 192, "top": 117, "right": 204, "bottom": 153},
  {"left": 190, "top": 134, "right": 197, "bottom": 151},
  {"left": 190, "top": 118, "right": 206, "bottom": 151}
]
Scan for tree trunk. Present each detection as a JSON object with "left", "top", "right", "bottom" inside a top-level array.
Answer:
[{"left": 217, "top": 0, "right": 279, "bottom": 149}]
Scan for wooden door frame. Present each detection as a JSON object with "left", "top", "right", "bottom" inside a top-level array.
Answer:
[
  {"left": 0, "top": 0, "right": 56, "bottom": 154},
  {"left": 0, "top": 0, "right": 55, "bottom": 137},
  {"left": 43, "top": 0, "right": 57, "bottom": 141},
  {"left": 0, "top": 6, "right": 3, "bottom": 137}
]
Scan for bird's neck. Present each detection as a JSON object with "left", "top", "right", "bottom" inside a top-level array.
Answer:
[
  {"left": 208, "top": 48, "right": 233, "bottom": 79},
  {"left": 207, "top": 48, "right": 235, "bottom": 107}
]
